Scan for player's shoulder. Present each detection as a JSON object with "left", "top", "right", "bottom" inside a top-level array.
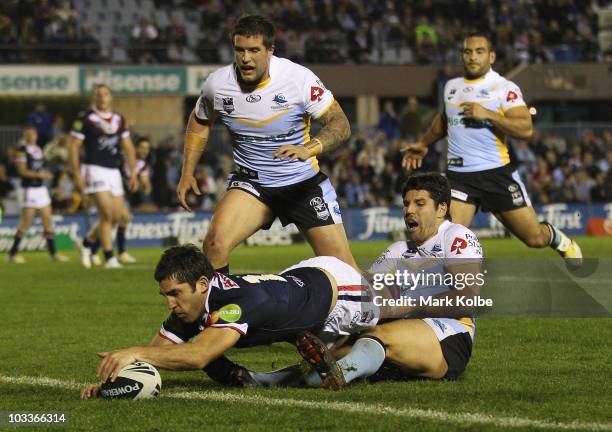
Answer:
[
  {"left": 384, "top": 241, "right": 410, "bottom": 258},
  {"left": 445, "top": 76, "right": 464, "bottom": 91},
  {"left": 443, "top": 221, "right": 479, "bottom": 240},
  {"left": 202, "top": 64, "right": 234, "bottom": 89},
  {"left": 272, "top": 56, "right": 317, "bottom": 84}
]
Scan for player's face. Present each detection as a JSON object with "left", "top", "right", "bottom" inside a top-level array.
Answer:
[
  {"left": 136, "top": 140, "right": 151, "bottom": 159},
  {"left": 462, "top": 37, "right": 495, "bottom": 79},
  {"left": 93, "top": 86, "right": 113, "bottom": 111},
  {"left": 403, "top": 189, "right": 448, "bottom": 244},
  {"left": 23, "top": 127, "right": 37, "bottom": 144},
  {"left": 159, "top": 277, "right": 209, "bottom": 323},
  {"left": 233, "top": 35, "right": 273, "bottom": 85}
]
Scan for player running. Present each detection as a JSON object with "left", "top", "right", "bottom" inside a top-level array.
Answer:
[
  {"left": 7, "top": 125, "right": 69, "bottom": 263},
  {"left": 176, "top": 15, "right": 356, "bottom": 273},
  {"left": 402, "top": 32, "right": 581, "bottom": 267},
  {"left": 70, "top": 84, "right": 138, "bottom": 269}
]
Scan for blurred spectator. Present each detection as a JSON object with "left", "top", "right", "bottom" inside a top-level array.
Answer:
[
  {"left": 130, "top": 17, "right": 159, "bottom": 64},
  {"left": 399, "top": 97, "right": 423, "bottom": 140},
  {"left": 573, "top": 169, "right": 595, "bottom": 203},
  {"left": 27, "top": 102, "right": 54, "bottom": 147},
  {"left": 378, "top": 101, "right": 400, "bottom": 141}
]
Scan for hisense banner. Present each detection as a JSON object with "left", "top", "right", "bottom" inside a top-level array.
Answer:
[{"left": 0, "top": 66, "right": 78, "bottom": 94}]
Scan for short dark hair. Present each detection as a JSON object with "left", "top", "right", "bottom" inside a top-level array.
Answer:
[
  {"left": 463, "top": 31, "right": 493, "bottom": 50},
  {"left": 154, "top": 244, "right": 215, "bottom": 291},
  {"left": 231, "top": 15, "right": 275, "bottom": 48},
  {"left": 401, "top": 172, "right": 451, "bottom": 220}
]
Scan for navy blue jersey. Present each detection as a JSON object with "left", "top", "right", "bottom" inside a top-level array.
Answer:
[
  {"left": 159, "top": 267, "right": 333, "bottom": 348},
  {"left": 70, "top": 109, "right": 129, "bottom": 168},
  {"left": 14, "top": 143, "right": 44, "bottom": 188}
]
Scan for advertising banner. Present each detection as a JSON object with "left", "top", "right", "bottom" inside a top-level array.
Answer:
[
  {"left": 0, "top": 66, "right": 78, "bottom": 95},
  {"left": 79, "top": 67, "right": 187, "bottom": 95}
]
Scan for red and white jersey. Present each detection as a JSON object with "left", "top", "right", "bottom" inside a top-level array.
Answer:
[
  {"left": 194, "top": 56, "right": 335, "bottom": 187},
  {"left": 444, "top": 69, "right": 527, "bottom": 172}
]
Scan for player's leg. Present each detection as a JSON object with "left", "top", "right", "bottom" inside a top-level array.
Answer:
[
  {"left": 449, "top": 200, "right": 478, "bottom": 227},
  {"left": 39, "top": 204, "right": 68, "bottom": 261},
  {"left": 203, "top": 189, "right": 274, "bottom": 271},
  {"left": 116, "top": 202, "right": 135, "bottom": 264},
  {"left": 302, "top": 224, "right": 358, "bottom": 270},
  {"left": 364, "top": 319, "right": 448, "bottom": 379},
  {"left": 91, "top": 191, "right": 118, "bottom": 265},
  {"left": 8, "top": 207, "right": 35, "bottom": 263}
]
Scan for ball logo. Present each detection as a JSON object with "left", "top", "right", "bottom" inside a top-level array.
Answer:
[
  {"left": 218, "top": 304, "right": 242, "bottom": 323},
  {"left": 246, "top": 94, "right": 261, "bottom": 103},
  {"left": 450, "top": 237, "right": 468, "bottom": 255}
]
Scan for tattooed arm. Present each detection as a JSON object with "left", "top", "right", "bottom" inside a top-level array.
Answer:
[{"left": 273, "top": 100, "right": 351, "bottom": 161}]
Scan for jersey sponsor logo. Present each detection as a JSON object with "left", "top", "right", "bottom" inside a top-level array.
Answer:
[
  {"left": 310, "top": 196, "right": 330, "bottom": 220},
  {"left": 463, "top": 86, "right": 474, "bottom": 93},
  {"left": 217, "top": 303, "right": 242, "bottom": 323},
  {"left": 217, "top": 273, "right": 240, "bottom": 290},
  {"left": 431, "top": 243, "right": 442, "bottom": 253},
  {"left": 246, "top": 94, "right": 261, "bottom": 103},
  {"left": 272, "top": 93, "right": 288, "bottom": 105},
  {"left": 478, "top": 89, "right": 490, "bottom": 98},
  {"left": 431, "top": 319, "right": 447, "bottom": 333},
  {"left": 222, "top": 97, "right": 235, "bottom": 114},
  {"left": 310, "top": 86, "right": 324, "bottom": 102},
  {"left": 450, "top": 237, "right": 468, "bottom": 254},
  {"left": 506, "top": 91, "right": 518, "bottom": 102},
  {"left": 448, "top": 157, "right": 464, "bottom": 167}
]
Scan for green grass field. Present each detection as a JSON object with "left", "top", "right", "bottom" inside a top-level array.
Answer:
[{"left": 1, "top": 237, "right": 611, "bottom": 431}]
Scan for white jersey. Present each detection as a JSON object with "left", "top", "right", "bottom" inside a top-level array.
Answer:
[
  {"left": 195, "top": 56, "right": 335, "bottom": 187},
  {"left": 368, "top": 220, "right": 482, "bottom": 300},
  {"left": 444, "top": 69, "right": 526, "bottom": 172}
]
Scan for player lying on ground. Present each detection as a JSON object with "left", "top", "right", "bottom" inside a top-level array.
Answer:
[
  {"left": 241, "top": 173, "right": 483, "bottom": 390},
  {"left": 81, "top": 244, "right": 435, "bottom": 399}
]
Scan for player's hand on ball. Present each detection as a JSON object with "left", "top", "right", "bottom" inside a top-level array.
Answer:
[
  {"left": 80, "top": 383, "right": 101, "bottom": 400},
  {"left": 273, "top": 145, "right": 311, "bottom": 161},
  {"left": 96, "top": 349, "right": 138, "bottom": 383},
  {"left": 176, "top": 174, "right": 201, "bottom": 212},
  {"left": 460, "top": 102, "right": 490, "bottom": 121},
  {"left": 401, "top": 141, "right": 428, "bottom": 171}
]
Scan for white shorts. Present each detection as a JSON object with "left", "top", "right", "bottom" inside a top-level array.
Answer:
[
  {"left": 422, "top": 317, "right": 475, "bottom": 341},
  {"left": 82, "top": 164, "right": 124, "bottom": 197},
  {"left": 283, "top": 256, "right": 380, "bottom": 338},
  {"left": 20, "top": 186, "right": 51, "bottom": 209}
]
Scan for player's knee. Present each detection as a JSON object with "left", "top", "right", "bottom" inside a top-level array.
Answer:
[{"left": 203, "top": 230, "right": 231, "bottom": 257}]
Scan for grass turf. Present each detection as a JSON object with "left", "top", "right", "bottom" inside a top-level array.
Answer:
[{"left": 0, "top": 237, "right": 611, "bottom": 431}]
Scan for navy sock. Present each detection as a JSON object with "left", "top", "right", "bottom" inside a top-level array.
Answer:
[
  {"left": 45, "top": 233, "right": 57, "bottom": 256},
  {"left": 103, "top": 250, "right": 114, "bottom": 261},
  {"left": 91, "top": 239, "right": 101, "bottom": 254},
  {"left": 9, "top": 234, "right": 22, "bottom": 257},
  {"left": 83, "top": 237, "right": 93, "bottom": 249},
  {"left": 116, "top": 226, "right": 126, "bottom": 254}
]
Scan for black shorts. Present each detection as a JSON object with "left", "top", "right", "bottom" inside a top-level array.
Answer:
[
  {"left": 226, "top": 171, "right": 343, "bottom": 230},
  {"left": 447, "top": 165, "right": 531, "bottom": 213}
]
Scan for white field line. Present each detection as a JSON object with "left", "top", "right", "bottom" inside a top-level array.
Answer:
[{"left": 1, "top": 374, "right": 611, "bottom": 431}]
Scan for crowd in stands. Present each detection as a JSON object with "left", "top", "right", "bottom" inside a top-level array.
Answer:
[
  {"left": 0, "top": 0, "right": 607, "bottom": 65},
  {"left": 0, "top": 101, "right": 610, "bottom": 218},
  {"left": 0, "top": 0, "right": 99, "bottom": 62}
]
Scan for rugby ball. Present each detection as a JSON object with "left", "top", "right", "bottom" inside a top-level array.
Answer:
[{"left": 100, "top": 362, "right": 162, "bottom": 400}]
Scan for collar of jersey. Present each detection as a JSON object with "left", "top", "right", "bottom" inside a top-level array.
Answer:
[
  {"left": 411, "top": 220, "right": 451, "bottom": 250},
  {"left": 235, "top": 70, "right": 272, "bottom": 91},
  {"left": 463, "top": 69, "right": 493, "bottom": 84}
]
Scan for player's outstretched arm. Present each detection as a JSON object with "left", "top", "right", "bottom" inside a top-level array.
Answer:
[
  {"left": 273, "top": 100, "right": 351, "bottom": 161},
  {"left": 177, "top": 111, "right": 211, "bottom": 211},
  {"left": 401, "top": 112, "right": 447, "bottom": 171},
  {"left": 95, "top": 327, "right": 240, "bottom": 382}
]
